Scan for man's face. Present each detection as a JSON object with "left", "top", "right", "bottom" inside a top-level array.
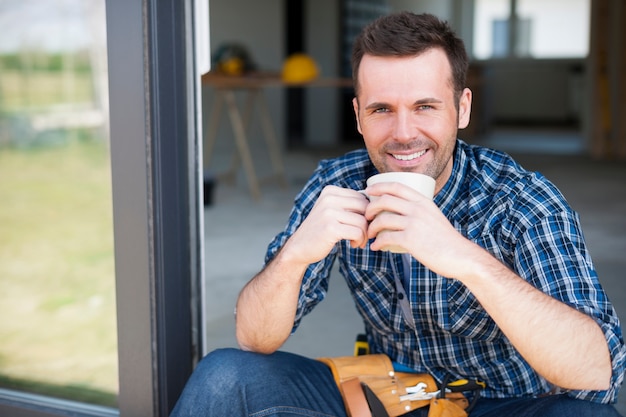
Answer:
[{"left": 353, "top": 48, "right": 471, "bottom": 193}]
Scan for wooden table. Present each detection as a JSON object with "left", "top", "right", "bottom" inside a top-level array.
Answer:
[{"left": 202, "top": 72, "right": 352, "bottom": 200}]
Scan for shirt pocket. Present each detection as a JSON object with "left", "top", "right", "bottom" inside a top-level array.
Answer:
[{"left": 442, "top": 279, "right": 501, "bottom": 341}]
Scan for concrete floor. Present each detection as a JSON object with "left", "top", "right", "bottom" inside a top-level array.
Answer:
[{"left": 202, "top": 131, "right": 626, "bottom": 413}]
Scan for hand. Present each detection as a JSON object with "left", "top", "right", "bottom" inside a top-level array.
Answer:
[
  {"left": 365, "top": 184, "right": 613, "bottom": 391},
  {"left": 364, "top": 182, "right": 470, "bottom": 278},
  {"left": 282, "top": 185, "right": 370, "bottom": 265}
]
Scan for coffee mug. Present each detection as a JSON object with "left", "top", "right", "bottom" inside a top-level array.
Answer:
[{"left": 361, "top": 172, "right": 435, "bottom": 253}]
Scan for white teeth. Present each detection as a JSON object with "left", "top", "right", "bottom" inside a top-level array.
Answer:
[{"left": 393, "top": 150, "right": 426, "bottom": 161}]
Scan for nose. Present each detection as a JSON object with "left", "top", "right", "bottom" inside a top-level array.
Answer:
[{"left": 392, "top": 109, "right": 414, "bottom": 143}]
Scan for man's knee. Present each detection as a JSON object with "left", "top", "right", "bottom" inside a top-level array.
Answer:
[
  {"left": 192, "top": 348, "right": 310, "bottom": 389},
  {"left": 173, "top": 349, "right": 346, "bottom": 417},
  {"left": 191, "top": 348, "right": 267, "bottom": 390}
]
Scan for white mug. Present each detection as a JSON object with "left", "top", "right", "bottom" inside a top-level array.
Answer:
[{"left": 361, "top": 172, "right": 435, "bottom": 253}]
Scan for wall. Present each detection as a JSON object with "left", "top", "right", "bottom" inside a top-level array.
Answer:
[
  {"left": 203, "top": 0, "right": 284, "bottom": 175},
  {"left": 305, "top": 0, "right": 341, "bottom": 147},
  {"left": 481, "top": 59, "right": 585, "bottom": 126},
  {"left": 208, "top": 1, "right": 283, "bottom": 68},
  {"left": 204, "top": 0, "right": 345, "bottom": 150}
]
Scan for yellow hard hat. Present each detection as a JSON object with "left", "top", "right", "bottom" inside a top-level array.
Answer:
[
  {"left": 212, "top": 43, "right": 256, "bottom": 76},
  {"left": 281, "top": 53, "right": 319, "bottom": 84},
  {"left": 219, "top": 57, "right": 245, "bottom": 76}
]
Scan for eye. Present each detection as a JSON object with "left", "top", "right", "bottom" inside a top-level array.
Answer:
[
  {"left": 373, "top": 107, "right": 390, "bottom": 113},
  {"left": 417, "top": 104, "right": 434, "bottom": 111}
]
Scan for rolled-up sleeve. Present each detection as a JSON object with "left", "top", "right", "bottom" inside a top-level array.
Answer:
[{"left": 514, "top": 210, "right": 626, "bottom": 403}]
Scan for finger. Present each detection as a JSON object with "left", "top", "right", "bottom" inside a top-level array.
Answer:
[
  {"left": 365, "top": 182, "right": 429, "bottom": 202},
  {"left": 349, "top": 230, "right": 369, "bottom": 249},
  {"left": 308, "top": 205, "right": 368, "bottom": 245},
  {"left": 318, "top": 186, "right": 369, "bottom": 214},
  {"left": 320, "top": 220, "right": 367, "bottom": 249},
  {"left": 369, "top": 229, "right": 402, "bottom": 252},
  {"left": 364, "top": 194, "right": 410, "bottom": 222},
  {"left": 337, "top": 211, "right": 369, "bottom": 240},
  {"left": 366, "top": 210, "right": 407, "bottom": 240}
]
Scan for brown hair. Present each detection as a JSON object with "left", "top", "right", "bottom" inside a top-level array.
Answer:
[{"left": 351, "top": 12, "right": 468, "bottom": 102}]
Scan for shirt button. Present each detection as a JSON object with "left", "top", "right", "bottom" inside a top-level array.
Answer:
[{"left": 398, "top": 293, "right": 404, "bottom": 300}]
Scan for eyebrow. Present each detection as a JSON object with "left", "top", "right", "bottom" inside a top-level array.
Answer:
[
  {"left": 364, "top": 102, "right": 389, "bottom": 111},
  {"left": 415, "top": 97, "right": 443, "bottom": 105}
]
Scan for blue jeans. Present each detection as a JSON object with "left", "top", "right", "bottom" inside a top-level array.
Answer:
[{"left": 170, "top": 348, "right": 623, "bottom": 417}]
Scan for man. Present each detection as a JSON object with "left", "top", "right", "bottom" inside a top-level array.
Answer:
[{"left": 172, "top": 12, "right": 625, "bottom": 416}]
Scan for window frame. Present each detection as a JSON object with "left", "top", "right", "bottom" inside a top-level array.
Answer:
[{"left": 0, "top": 0, "right": 202, "bottom": 415}]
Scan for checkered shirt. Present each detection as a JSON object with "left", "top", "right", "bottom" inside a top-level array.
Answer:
[{"left": 264, "top": 140, "right": 626, "bottom": 404}]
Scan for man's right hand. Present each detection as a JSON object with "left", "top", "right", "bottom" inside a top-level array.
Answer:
[
  {"left": 235, "top": 185, "right": 369, "bottom": 353},
  {"left": 281, "top": 185, "right": 370, "bottom": 265}
]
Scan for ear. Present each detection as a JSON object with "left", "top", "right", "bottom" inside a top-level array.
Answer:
[
  {"left": 352, "top": 97, "right": 363, "bottom": 134},
  {"left": 457, "top": 88, "right": 472, "bottom": 129}
]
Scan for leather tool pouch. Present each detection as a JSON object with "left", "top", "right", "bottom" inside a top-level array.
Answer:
[{"left": 318, "top": 354, "right": 469, "bottom": 417}]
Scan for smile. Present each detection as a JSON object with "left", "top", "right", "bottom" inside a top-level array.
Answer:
[{"left": 392, "top": 149, "right": 427, "bottom": 161}]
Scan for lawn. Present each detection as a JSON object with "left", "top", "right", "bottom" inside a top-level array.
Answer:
[
  {"left": 1, "top": 70, "right": 94, "bottom": 111},
  {"left": 0, "top": 137, "right": 118, "bottom": 407}
]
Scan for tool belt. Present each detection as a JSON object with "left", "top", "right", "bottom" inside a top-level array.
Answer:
[{"left": 319, "top": 354, "right": 483, "bottom": 417}]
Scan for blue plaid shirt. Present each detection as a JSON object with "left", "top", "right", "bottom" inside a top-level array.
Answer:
[{"left": 264, "top": 140, "right": 626, "bottom": 404}]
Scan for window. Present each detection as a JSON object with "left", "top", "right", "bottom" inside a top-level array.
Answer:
[
  {"left": 0, "top": 0, "right": 117, "bottom": 408},
  {"left": 0, "top": 0, "right": 203, "bottom": 416},
  {"left": 516, "top": 0, "right": 590, "bottom": 58},
  {"left": 473, "top": 0, "right": 590, "bottom": 59}
]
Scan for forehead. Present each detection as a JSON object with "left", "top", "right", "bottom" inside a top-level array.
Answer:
[{"left": 357, "top": 49, "right": 454, "bottom": 100}]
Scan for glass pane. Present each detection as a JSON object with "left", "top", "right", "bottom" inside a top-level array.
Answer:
[
  {"left": 0, "top": 0, "right": 117, "bottom": 408},
  {"left": 517, "top": 0, "right": 590, "bottom": 58},
  {"left": 473, "top": 0, "right": 511, "bottom": 59},
  {"left": 474, "top": 0, "right": 590, "bottom": 59}
]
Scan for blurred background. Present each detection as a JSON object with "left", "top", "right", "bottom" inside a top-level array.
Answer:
[{"left": 0, "top": 0, "right": 624, "bottom": 413}]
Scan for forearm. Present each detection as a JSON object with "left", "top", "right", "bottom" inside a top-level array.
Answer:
[
  {"left": 235, "top": 186, "right": 369, "bottom": 353},
  {"left": 235, "top": 248, "right": 309, "bottom": 354},
  {"left": 461, "top": 245, "right": 612, "bottom": 390}
]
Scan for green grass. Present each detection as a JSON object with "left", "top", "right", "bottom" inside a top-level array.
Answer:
[
  {"left": 0, "top": 70, "right": 94, "bottom": 111},
  {"left": 0, "top": 137, "right": 118, "bottom": 407}
]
